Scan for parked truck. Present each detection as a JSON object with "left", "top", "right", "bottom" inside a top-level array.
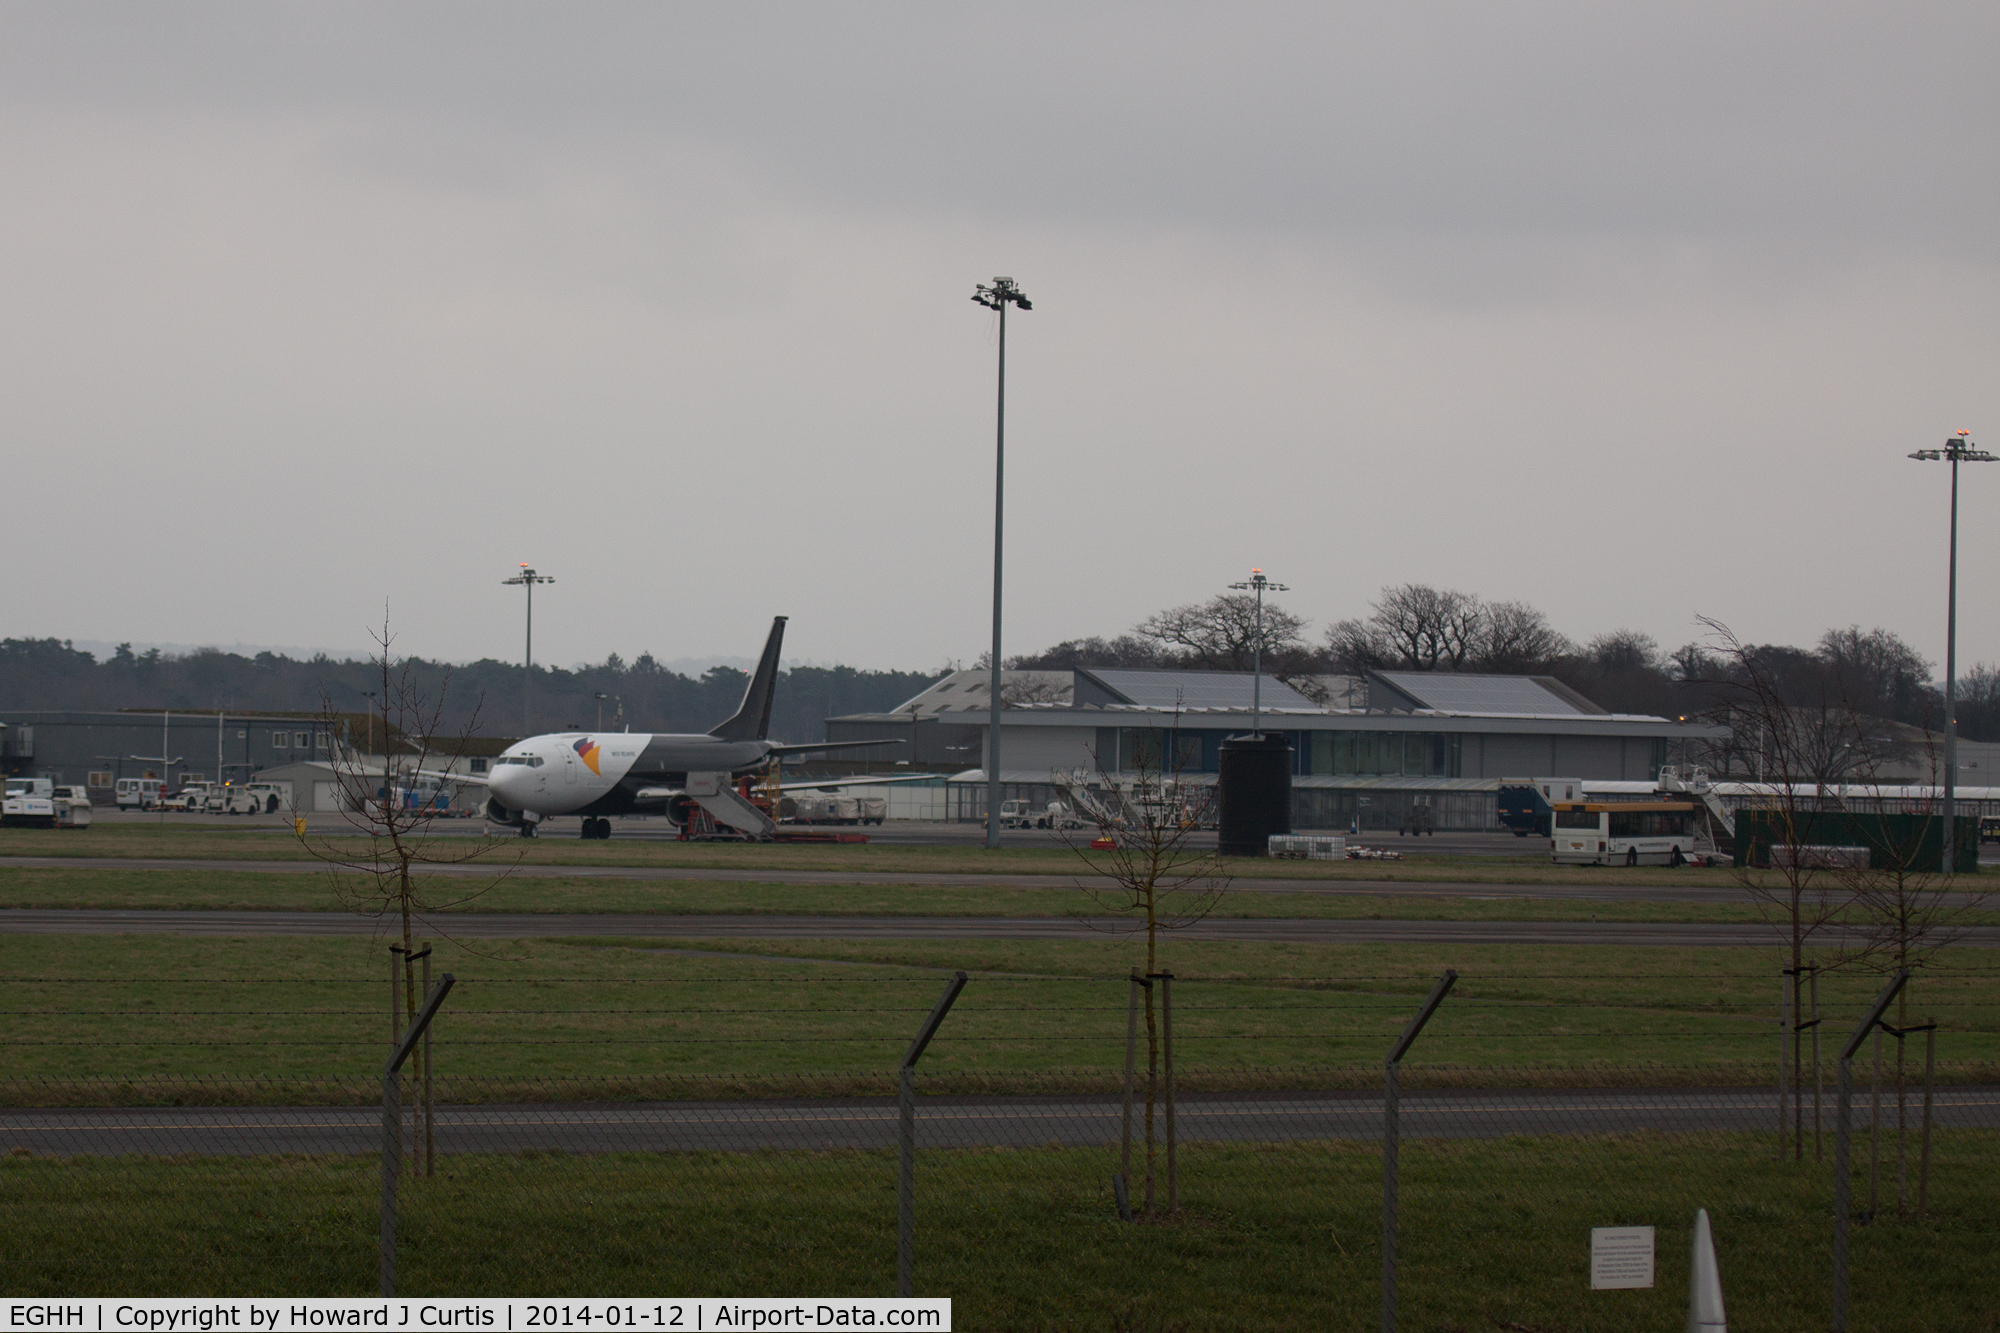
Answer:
[{"left": 3, "top": 778, "right": 91, "bottom": 829}]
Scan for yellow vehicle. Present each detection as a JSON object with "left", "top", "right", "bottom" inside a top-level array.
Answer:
[{"left": 1551, "top": 801, "right": 1697, "bottom": 867}]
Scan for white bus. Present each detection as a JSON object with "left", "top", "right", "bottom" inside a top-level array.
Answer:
[{"left": 1551, "top": 801, "right": 1698, "bottom": 867}]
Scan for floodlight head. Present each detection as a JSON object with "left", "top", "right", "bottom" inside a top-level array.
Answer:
[{"left": 1014, "top": 295, "right": 1031, "bottom": 310}]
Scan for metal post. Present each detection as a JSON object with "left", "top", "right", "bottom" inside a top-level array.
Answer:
[
  {"left": 380, "top": 1069, "right": 399, "bottom": 1297},
  {"left": 1834, "top": 1053, "right": 1851, "bottom": 1332},
  {"left": 379, "top": 972, "right": 455, "bottom": 1299},
  {"left": 1869, "top": 1028, "right": 1882, "bottom": 1214},
  {"left": 1382, "top": 1057, "right": 1399, "bottom": 1333},
  {"left": 1252, "top": 582, "right": 1262, "bottom": 737},
  {"left": 1945, "top": 450, "right": 1958, "bottom": 874},
  {"left": 1382, "top": 970, "right": 1456, "bottom": 1333},
  {"left": 1812, "top": 967, "right": 1824, "bottom": 1160},
  {"left": 1119, "top": 971, "right": 1142, "bottom": 1220},
  {"left": 969, "top": 277, "right": 1032, "bottom": 850},
  {"left": 1918, "top": 1023, "right": 1935, "bottom": 1219},
  {"left": 1159, "top": 971, "right": 1176, "bottom": 1213},
  {"left": 1833, "top": 969, "right": 1908, "bottom": 1330},
  {"left": 897, "top": 1065, "right": 915, "bottom": 1297},
  {"left": 986, "top": 293, "right": 1005, "bottom": 852},
  {"left": 422, "top": 947, "right": 434, "bottom": 1176},
  {"left": 1778, "top": 982, "right": 1791, "bottom": 1160},
  {"left": 898, "top": 970, "right": 967, "bottom": 1298}
]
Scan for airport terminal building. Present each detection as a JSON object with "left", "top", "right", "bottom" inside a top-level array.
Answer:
[{"left": 824, "top": 668, "right": 1727, "bottom": 830}]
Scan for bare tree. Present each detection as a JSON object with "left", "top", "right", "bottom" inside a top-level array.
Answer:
[
  {"left": 1830, "top": 757, "right": 1990, "bottom": 1215},
  {"left": 1135, "top": 594, "right": 1309, "bottom": 672},
  {"left": 1702, "top": 617, "right": 1865, "bottom": 1161},
  {"left": 1065, "top": 719, "right": 1229, "bottom": 1216},
  {"left": 298, "top": 615, "right": 518, "bottom": 1173},
  {"left": 1367, "top": 584, "right": 1485, "bottom": 670},
  {"left": 1477, "top": 600, "right": 1572, "bottom": 673},
  {"left": 1006, "top": 635, "right": 1166, "bottom": 670},
  {"left": 1323, "top": 617, "right": 1392, "bottom": 675}
]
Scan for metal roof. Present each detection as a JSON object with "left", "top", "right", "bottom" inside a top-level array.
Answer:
[
  {"left": 1371, "top": 672, "right": 1596, "bottom": 717},
  {"left": 1084, "top": 668, "right": 1316, "bottom": 711}
]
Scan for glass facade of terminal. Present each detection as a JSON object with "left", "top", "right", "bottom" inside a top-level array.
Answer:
[{"left": 1098, "top": 727, "right": 1462, "bottom": 778}]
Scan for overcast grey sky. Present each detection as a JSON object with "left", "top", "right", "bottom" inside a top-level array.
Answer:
[{"left": 3, "top": 4, "right": 1995, "bottom": 673}]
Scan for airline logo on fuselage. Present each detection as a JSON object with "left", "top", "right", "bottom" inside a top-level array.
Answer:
[{"left": 573, "top": 737, "right": 602, "bottom": 775}]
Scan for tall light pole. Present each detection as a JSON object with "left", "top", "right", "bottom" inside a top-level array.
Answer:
[
  {"left": 1907, "top": 431, "right": 1994, "bottom": 873},
  {"left": 972, "top": 276, "right": 1031, "bottom": 849},
  {"left": 1228, "top": 568, "right": 1288, "bottom": 737},
  {"left": 502, "top": 565, "right": 555, "bottom": 738}
]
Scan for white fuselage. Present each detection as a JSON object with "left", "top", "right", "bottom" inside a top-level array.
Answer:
[{"left": 484, "top": 732, "right": 771, "bottom": 820}]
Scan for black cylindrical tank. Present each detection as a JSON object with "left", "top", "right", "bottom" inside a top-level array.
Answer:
[{"left": 1217, "top": 733, "right": 1292, "bottom": 856}]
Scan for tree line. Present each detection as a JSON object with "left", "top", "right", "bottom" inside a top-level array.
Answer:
[
  {"left": 0, "top": 638, "right": 932, "bottom": 744},
  {"left": 1008, "top": 583, "right": 2000, "bottom": 742},
  {"left": 5, "top": 582, "right": 1993, "bottom": 742}
]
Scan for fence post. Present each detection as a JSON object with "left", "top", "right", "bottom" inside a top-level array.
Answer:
[
  {"left": 380, "top": 972, "right": 456, "bottom": 1298},
  {"left": 1784, "top": 972, "right": 1800, "bottom": 1160},
  {"left": 1118, "top": 971, "right": 1145, "bottom": 1220},
  {"left": 1152, "top": 971, "right": 1176, "bottom": 1214},
  {"left": 1382, "top": 969, "right": 1456, "bottom": 1333},
  {"left": 898, "top": 970, "right": 967, "bottom": 1299},
  {"left": 1918, "top": 1022, "right": 1935, "bottom": 1218},
  {"left": 418, "top": 945, "right": 435, "bottom": 1176},
  {"left": 1833, "top": 969, "right": 1907, "bottom": 1331}
]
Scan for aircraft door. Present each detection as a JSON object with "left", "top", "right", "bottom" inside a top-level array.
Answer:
[{"left": 562, "top": 747, "right": 578, "bottom": 785}]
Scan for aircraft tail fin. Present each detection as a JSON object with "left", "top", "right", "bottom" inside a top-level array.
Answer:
[{"left": 710, "top": 616, "right": 787, "bottom": 741}]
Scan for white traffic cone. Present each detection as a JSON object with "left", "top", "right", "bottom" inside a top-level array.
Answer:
[{"left": 1688, "top": 1207, "right": 1727, "bottom": 1332}]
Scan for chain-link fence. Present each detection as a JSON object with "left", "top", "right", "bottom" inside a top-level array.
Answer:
[{"left": 4, "top": 960, "right": 1996, "bottom": 1329}]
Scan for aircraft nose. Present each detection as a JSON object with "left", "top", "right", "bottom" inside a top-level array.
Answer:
[{"left": 488, "top": 764, "right": 524, "bottom": 805}]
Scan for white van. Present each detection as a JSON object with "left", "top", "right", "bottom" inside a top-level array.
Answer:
[{"left": 116, "top": 778, "right": 164, "bottom": 811}]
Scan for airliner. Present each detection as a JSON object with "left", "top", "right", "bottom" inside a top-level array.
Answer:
[{"left": 459, "top": 617, "right": 904, "bottom": 839}]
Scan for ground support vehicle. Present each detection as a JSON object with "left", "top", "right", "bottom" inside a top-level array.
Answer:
[
  {"left": 998, "top": 799, "right": 1039, "bottom": 830},
  {"left": 1398, "top": 803, "right": 1435, "bottom": 836},
  {"left": 1041, "top": 800, "right": 1090, "bottom": 830},
  {"left": 157, "top": 785, "right": 209, "bottom": 813},
  {"left": 2, "top": 779, "right": 59, "bottom": 828},
  {"left": 245, "top": 781, "right": 291, "bottom": 814},
  {"left": 51, "top": 786, "right": 93, "bottom": 828},
  {"left": 114, "top": 777, "right": 164, "bottom": 811},
  {"left": 1550, "top": 800, "right": 1698, "bottom": 866},
  {"left": 203, "top": 784, "right": 263, "bottom": 815}
]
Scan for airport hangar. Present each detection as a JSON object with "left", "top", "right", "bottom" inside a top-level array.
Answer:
[
  {"left": 822, "top": 668, "right": 1729, "bottom": 831},
  {"left": 0, "top": 710, "right": 506, "bottom": 811}
]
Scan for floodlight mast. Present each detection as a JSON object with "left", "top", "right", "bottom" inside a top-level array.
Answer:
[
  {"left": 1906, "top": 431, "right": 1994, "bottom": 874},
  {"left": 971, "top": 277, "right": 1032, "bottom": 850},
  {"left": 1228, "top": 569, "right": 1288, "bottom": 737},
  {"left": 501, "top": 565, "right": 555, "bottom": 738}
]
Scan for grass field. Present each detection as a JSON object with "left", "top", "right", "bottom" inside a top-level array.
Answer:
[
  {"left": 0, "top": 865, "right": 1846, "bottom": 923},
  {"left": 6, "top": 822, "right": 1966, "bottom": 890},
  {"left": 4, "top": 934, "right": 1995, "bottom": 1085},
  {"left": 5, "top": 1133, "right": 1996, "bottom": 1329}
]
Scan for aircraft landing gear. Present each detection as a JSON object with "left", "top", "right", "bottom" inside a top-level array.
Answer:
[
  {"left": 579, "top": 817, "right": 610, "bottom": 840},
  {"left": 518, "top": 822, "right": 537, "bottom": 838}
]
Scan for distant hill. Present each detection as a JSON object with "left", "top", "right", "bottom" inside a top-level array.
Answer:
[{"left": 0, "top": 639, "right": 934, "bottom": 744}]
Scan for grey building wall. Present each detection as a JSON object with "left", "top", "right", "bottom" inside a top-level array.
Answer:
[{"left": 0, "top": 710, "right": 335, "bottom": 797}]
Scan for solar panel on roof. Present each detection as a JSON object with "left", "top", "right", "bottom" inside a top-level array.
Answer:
[
  {"left": 1374, "top": 672, "right": 1586, "bottom": 716},
  {"left": 1089, "top": 669, "right": 1316, "bottom": 711}
]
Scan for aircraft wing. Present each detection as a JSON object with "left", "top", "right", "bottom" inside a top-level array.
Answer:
[
  {"left": 413, "top": 769, "right": 489, "bottom": 786},
  {"left": 767, "top": 739, "right": 906, "bottom": 756},
  {"left": 776, "top": 773, "right": 944, "bottom": 791}
]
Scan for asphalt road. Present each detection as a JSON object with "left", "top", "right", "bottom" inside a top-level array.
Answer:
[
  {"left": 7, "top": 907, "right": 1995, "bottom": 946},
  {"left": 7, "top": 1087, "right": 1994, "bottom": 1156},
  {"left": 0, "top": 854, "right": 1775, "bottom": 904}
]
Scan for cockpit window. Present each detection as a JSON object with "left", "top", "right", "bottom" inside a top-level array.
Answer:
[{"left": 496, "top": 755, "right": 544, "bottom": 767}]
